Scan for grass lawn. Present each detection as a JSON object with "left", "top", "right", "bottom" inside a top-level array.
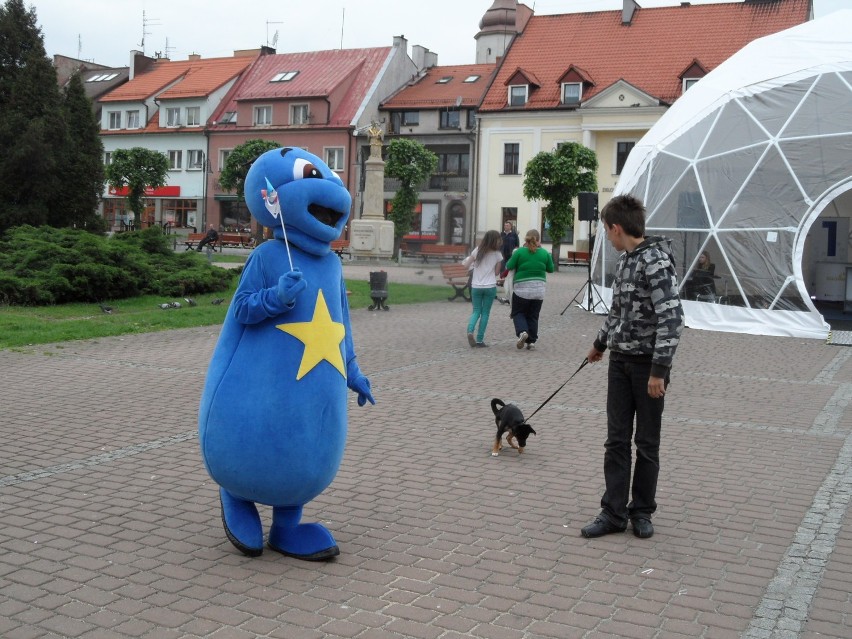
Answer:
[{"left": 0, "top": 278, "right": 454, "bottom": 349}]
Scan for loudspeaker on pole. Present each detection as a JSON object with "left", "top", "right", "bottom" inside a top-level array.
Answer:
[{"left": 578, "top": 192, "right": 598, "bottom": 222}]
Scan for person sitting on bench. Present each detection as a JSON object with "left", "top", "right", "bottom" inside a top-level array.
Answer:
[{"left": 197, "top": 225, "right": 219, "bottom": 252}]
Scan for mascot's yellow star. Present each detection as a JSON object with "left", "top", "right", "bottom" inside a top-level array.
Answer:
[{"left": 276, "top": 290, "right": 346, "bottom": 380}]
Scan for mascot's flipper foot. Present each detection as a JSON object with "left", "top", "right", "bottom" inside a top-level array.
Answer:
[
  {"left": 268, "top": 506, "right": 339, "bottom": 561},
  {"left": 220, "top": 488, "right": 263, "bottom": 557}
]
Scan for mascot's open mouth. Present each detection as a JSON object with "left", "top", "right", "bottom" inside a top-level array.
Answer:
[{"left": 308, "top": 204, "right": 344, "bottom": 227}]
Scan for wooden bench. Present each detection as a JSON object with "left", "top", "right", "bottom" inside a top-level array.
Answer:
[
  {"left": 441, "top": 263, "right": 472, "bottom": 302},
  {"left": 330, "top": 239, "right": 351, "bottom": 260},
  {"left": 416, "top": 244, "right": 467, "bottom": 263},
  {"left": 558, "top": 250, "right": 590, "bottom": 266},
  {"left": 184, "top": 233, "right": 219, "bottom": 251},
  {"left": 219, "top": 232, "right": 255, "bottom": 248}
]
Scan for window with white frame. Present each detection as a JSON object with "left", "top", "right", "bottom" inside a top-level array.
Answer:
[
  {"left": 562, "top": 82, "right": 582, "bottom": 104},
  {"left": 188, "top": 150, "right": 205, "bottom": 170},
  {"left": 325, "top": 147, "right": 345, "bottom": 171},
  {"left": 108, "top": 111, "right": 121, "bottom": 130},
  {"left": 503, "top": 143, "right": 520, "bottom": 175},
  {"left": 168, "top": 150, "right": 182, "bottom": 170},
  {"left": 126, "top": 110, "right": 140, "bottom": 129},
  {"left": 683, "top": 77, "right": 700, "bottom": 92},
  {"left": 291, "top": 104, "right": 309, "bottom": 125},
  {"left": 616, "top": 141, "right": 636, "bottom": 175},
  {"left": 508, "top": 85, "right": 527, "bottom": 106},
  {"left": 166, "top": 107, "right": 181, "bottom": 127},
  {"left": 219, "top": 149, "right": 232, "bottom": 172},
  {"left": 186, "top": 106, "right": 201, "bottom": 126},
  {"left": 219, "top": 111, "right": 237, "bottom": 124},
  {"left": 254, "top": 105, "right": 272, "bottom": 126},
  {"left": 615, "top": 140, "right": 636, "bottom": 175}
]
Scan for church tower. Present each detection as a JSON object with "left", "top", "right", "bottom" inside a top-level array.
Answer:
[{"left": 475, "top": 0, "right": 532, "bottom": 64}]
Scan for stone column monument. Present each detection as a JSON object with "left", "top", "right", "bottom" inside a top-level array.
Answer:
[{"left": 350, "top": 122, "right": 395, "bottom": 259}]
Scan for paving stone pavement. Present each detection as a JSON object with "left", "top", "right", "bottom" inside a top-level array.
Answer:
[{"left": 1, "top": 261, "right": 851, "bottom": 639}]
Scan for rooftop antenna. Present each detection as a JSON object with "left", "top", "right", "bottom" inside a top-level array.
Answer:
[
  {"left": 271, "top": 30, "right": 279, "bottom": 49},
  {"left": 266, "top": 20, "right": 282, "bottom": 47},
  {"left": 77, "top": 34, "right": 82, "bottom": 60},
  {"left": 164, "top": 37, "right": 175, "bottom": 59},
  {"left": 340, "top": 8, "right": 345, "bottom": 49},
  {"left": 140, "top": 10, "right": 161, "bottom": 56}
]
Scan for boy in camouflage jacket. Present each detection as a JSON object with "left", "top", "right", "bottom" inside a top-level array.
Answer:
[{"left": 582, "top": 194, "right": 684, "bottom": 540}]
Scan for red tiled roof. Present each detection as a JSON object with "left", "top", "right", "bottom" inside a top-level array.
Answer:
[
  {"left": 479, "top": 0, "right": 812, "bottom": 111},
  {"left": 382, "top": 63, "right": 497, "bottom": 109},
  {"left": 99, "top": 56, "right": 254, "bottom": 103},
  {"left": 210, "top": 47, "right": 392, "bottom": 128}
]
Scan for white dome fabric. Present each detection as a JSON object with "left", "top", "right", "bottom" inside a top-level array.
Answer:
[{"left": 590, "top": 11, "right": 852, "bottom": 339}]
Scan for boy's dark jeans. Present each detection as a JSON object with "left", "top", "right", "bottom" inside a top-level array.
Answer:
[{"left": 600, "top": 356, "right": 667, "bottom": 527}]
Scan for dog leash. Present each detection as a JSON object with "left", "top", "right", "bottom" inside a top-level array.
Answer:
[{"left": 525, "top": 357, "right": 589, "bottom": 422}]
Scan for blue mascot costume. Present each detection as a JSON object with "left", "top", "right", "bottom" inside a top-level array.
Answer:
[{"left": 199, "top": 147, "right": 374, "bottom": 560}]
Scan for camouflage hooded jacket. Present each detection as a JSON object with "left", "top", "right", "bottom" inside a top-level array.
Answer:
[{"left": 593, "top": 235, "right": 684, "bottom": 378}]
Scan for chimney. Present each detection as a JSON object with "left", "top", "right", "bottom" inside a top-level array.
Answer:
[
  {"left": 622, "top": 0, "right": 640, "bottom": 25},
  {"left": 393, "top": 35, "right": 408, "bottom": 51},
  {"left": 188, "top": 53, "right": 201, "bottom": 61},
  {"left": 411, "top": 45, "right": 437, "bottom": 72}
]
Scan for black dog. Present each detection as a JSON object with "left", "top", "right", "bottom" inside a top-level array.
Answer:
[{"left": 491, "top": 398, "right": 536, "bottom": 456}]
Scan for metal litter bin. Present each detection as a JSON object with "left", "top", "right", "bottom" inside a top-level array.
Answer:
[{"left": 368, "top": 271, "right": 389, "bottom": 311}]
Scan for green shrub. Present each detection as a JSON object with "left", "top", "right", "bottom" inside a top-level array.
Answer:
[{"left": 0, "top": 225, "right": 237, "bottom": 305}]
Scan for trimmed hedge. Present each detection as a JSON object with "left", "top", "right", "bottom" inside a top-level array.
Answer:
[{"left": 0, "top": 225, "right": 237, "bottom": 305}]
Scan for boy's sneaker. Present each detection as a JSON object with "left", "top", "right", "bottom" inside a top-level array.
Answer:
[
  {"left": 527, "top": 343, "right": 535, "bottom": 350},
  {"left": 516, "top": 331, "right": 528, "bottom": 349},
  {"left": 467, "top": 332, "right": 476, "bottom": 347}
]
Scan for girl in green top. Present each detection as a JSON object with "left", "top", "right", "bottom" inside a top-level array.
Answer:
[{"left": 505, "top": 229, "right": 554, "bottom": 350}]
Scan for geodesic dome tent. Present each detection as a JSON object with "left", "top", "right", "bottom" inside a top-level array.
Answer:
[{"left": 590, "top": 11, "right": 852, "bottom": 340}]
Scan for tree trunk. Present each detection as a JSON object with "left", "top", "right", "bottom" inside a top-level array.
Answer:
[{"left": 552, "top": 243, "right": 561, "bottom": 272}]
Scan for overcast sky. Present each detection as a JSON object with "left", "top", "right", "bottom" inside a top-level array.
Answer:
[{"left": 34, "top": 0, "right": 848, "bottom": 69}]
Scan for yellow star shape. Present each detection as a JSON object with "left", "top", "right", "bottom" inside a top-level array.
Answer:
[{"left": 276, "top": 290, "right": 346, "bottom": 381}]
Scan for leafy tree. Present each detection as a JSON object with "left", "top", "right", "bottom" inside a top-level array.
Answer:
[
  {"left": 523, "top": 142, "right": 598, "bottom": 269},
  {"left": 59, "top": 72, "right": 105, "bottom": 230},
  {"left": 104, "top": 147, "right": 169, "bottom": 226},
  {"left": 0, "top": 0, "right": 66, "bottom": 232},
  {"left": 219, "top": 139, "right": 280, "bottom": 200},
  {"left": 384, "top": 138, "right": 438, "bottom": 259},
  {"left": 218, "top": 139, "right": 280, "bottom": 243}
]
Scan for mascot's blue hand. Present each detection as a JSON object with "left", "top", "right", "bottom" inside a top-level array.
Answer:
[
  {"left": 349, "top": 375, "right": 375, "bottom": 406},
  {"left": 277, "top": 269, "right": 307, "bottom": 306}
]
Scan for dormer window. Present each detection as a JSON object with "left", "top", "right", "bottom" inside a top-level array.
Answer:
[
  {"left": 679, "top": 59, "right": 708, "bottom": 94},
  {"left": 562, "top": 82, "right": 582, "bottom": 104},
  {"left": 557, "top": 66, "right": 593, "bottom": 107},
  {"left": 505, "top": 68, "right": 539, "bottom": 107},
  {"left": 509, "top": 85, "right": 528, "bottom": 106},
  {"left": 219, "top": 111, "right": 236, "bottom": 124},
  {"left": 271, "top": 71, "right": 299, "bottom": 82}
]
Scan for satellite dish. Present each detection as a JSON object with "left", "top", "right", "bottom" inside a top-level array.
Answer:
[
  {"left": 455, "top": 95, "right": 463, "bottom": 108},
  {"left": 272, "top": 30, "right": 279, "bottom": 48}
]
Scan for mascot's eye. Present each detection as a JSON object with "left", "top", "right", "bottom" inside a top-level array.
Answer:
[{"left": 293, "top": 159, "right": 322, "bottom": 181}]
